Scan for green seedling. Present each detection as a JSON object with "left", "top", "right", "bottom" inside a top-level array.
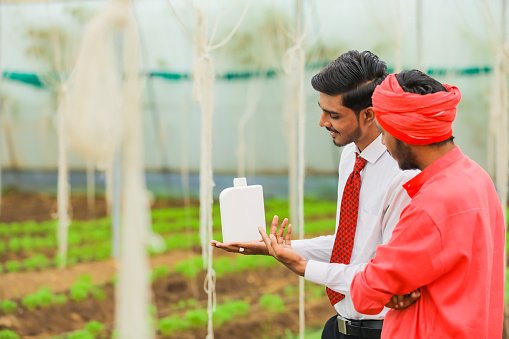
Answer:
[
  {"left": 184, "top": 309, "right": 208, "bottom": 328},
  {"left": 0, "top": 329, "right": 21, "bottom": 339},
  {"left": 21, "top": 287, "right": 60, "bottom": 310},
  {"left": 259, "top": 294, "right": 286, "bottom": 313},
  {"left": 67, "top": 330, "right": 94, "bottom": 339},
  {"left": 150, "top": 265, "right": 170, "bottom": 282},
  {"left": 84, "top": 321, "right": 105, "bottom": 336},
  {"left": 0, "top": 300, "right": 17, "bottom": 314},
  {"left": 5, "top": 260, "right": 22, "bottom": 273},
  {"left": 158, "top": 315, "right": 190, "bottom": 336}
]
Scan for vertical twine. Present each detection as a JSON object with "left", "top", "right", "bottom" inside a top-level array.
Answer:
[
  {"left": 294, "top": 2, "right": 306, "bottom": 337},
  {"left": 394, "top": 0, "right": 403, "bottom": 72},
  {"left": 57, "top": 87, "right": 70, "bottom": 268},
  {"left": 193, "top": 8, "right": 216, "bottom": 339},
  {"left": 490, "top": 51, "right": 509, "bottom": 220},
  {"left": 485, "top": 0, "right": 509, "bottom": 222},
  {"left": 415, "top": 0, "right": 423, "bottom": 69},
  {"left": 189, "top": 3, "right": 250, "bottom": 337},
  {"left": 86, "top": 161, "right": 96, "bottom": 215},
  {"left": 283, "top": 1, "right": 306, "bottom": 336}
]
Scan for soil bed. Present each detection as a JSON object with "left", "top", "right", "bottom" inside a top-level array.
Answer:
[{"left": 0, "top": 192, "right": 332, "bottom": 338}]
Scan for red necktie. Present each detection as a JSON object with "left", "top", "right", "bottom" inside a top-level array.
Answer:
[{"left": 326, "top": 153, "right": 367, "bottom": 306}]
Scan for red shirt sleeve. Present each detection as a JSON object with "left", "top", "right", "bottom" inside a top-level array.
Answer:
[{"left": 350, "top": 204, "right": 444, "bottom": 314}]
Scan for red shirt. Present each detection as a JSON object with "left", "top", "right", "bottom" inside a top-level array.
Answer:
[{"left": 350, "top": 147, "right": 505, "bottom": 338}]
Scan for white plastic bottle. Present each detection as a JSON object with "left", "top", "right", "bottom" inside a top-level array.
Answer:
[{"left": 219, "top": 177, "right": 265, "bottom": 243}]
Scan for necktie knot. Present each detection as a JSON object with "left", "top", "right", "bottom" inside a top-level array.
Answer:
[{"left": 354, "top": 154, "right": 367, "bottom": 173}]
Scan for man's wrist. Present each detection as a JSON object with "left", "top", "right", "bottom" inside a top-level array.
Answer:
[{"left": 289, "top": 258, "right": 307, "bottom": 276}]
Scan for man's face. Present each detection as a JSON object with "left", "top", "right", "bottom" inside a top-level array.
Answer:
[
  {"left": 318, "top": 93, "right": 362, "bottom": 147},
  {"left": 376, "top": 119, "right": 418, "bottom": 170}
]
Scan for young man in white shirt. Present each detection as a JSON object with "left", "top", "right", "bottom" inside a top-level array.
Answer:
[{"left": 212, "top": 50, "right": 418, "bottom": 339}]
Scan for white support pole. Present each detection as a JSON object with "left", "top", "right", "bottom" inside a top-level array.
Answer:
[{"left": 115, "top": 2, "right": 153, "bottom": 337}]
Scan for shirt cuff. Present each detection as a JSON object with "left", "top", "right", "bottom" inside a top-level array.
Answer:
[
  {"left": 350, "top": 271, "right": 388, "bottom": 315},
  {"left": 304, "top": 260, "right": 330, "bottom": 286},
  {"left": 291, "top": 239, "right": 307, "bottom": 258}
]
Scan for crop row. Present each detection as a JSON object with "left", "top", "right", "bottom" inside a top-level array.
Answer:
[
  {"left": 0, "top": 218, "right": 337, "bottom": 273},
  {"left": 0, "top": 198, "right": 336, "bottom": 238},
  {"left": 47, "top": 293, "right": 289, "bottom": 339},
  {"left": 0, "top": 251, "right": 324, "bottom": 316}
]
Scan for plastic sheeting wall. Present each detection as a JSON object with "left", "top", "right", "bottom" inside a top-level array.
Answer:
[{"left": 0, "top": 0, "right": 505, "bottom": 174}]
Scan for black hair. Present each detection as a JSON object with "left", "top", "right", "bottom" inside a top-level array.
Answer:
[
  {"left": 395, "top": 69, "right": 448, "bottom": 94},
  {"left": 311, "top": 50, "right": 387, "bottom": 114},
  {"left": 395, "top": 69, "right": 454, "bottom": 147}
]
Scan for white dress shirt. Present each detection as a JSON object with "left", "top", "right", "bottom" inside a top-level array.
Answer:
[{"left": 292, "top": 135, "right": 418, "bottom": 320}]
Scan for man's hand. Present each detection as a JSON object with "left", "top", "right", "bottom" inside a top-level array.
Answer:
[
  {"left": 258, "top": 218, "right": 307, "bottom": 276},
  {"left": 210, "top": 215, "right": 289, "bottom": 256},
  {"left": 210, "top": 239, "right": 268, "bottom": 255},
  {"left": 385, "top": 290, "right": 421, "bottom": 310}
]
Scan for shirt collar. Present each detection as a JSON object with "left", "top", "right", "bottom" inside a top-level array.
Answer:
[
  {"left": 356, "top": 134, "right": 387, "bottom": 164},
  {"left": 403, "top": 146, "right": 463, "bottom": 198}
]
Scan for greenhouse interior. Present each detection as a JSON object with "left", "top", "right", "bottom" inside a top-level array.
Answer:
[{"left": 0, "top": 0, "right": 508, "bottom": 338}]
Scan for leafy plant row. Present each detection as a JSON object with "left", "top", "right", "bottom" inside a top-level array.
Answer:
[
  {"left": 51, "top": 321, "right": 106, "bottom": 339},
  {"left": 0, "top": 218, "right": 337, "bottom": 274},
  {"left": 0, "top": 265, "right": 173, "bottom": 315},
  {"left": 0, "top": 230, "right": 214, "bottom": 273},
  {"left": 0, "top": 329, "right": 21, "bottom": 339},
  {"left": 174, "top": 254, "right": 277, "bottom": 278},
  {"left": 0, "top": 198, "right": 336, "bottom": 239},
  {"left": 51, "top": 294, "right": 284, "bottom": 339},
  {"left": 0, "top": 201, "right": 336, "bottom": 273},
  {"left": 158, "top": 299, "right": 250, "bottom": 336}
]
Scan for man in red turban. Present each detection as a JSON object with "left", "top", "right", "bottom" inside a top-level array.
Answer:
[{"left": 349, "top": 70, "right": 505, "bottom": 338}]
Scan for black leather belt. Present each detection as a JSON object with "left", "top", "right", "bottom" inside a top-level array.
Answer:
[{"left": 336, "top": 315, "right": 383, "bottom": 339}]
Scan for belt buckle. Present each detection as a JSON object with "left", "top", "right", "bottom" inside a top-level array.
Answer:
[{"left": 336, "top": 315, "right": 348, "bottom": 335}]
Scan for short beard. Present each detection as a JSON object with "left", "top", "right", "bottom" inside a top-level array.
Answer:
[
  {"left": 331, "top": 125, "right": 362, "bottom": 148},
  {"left": 394, "top": 139, "right": 419, "bottom": 170}
]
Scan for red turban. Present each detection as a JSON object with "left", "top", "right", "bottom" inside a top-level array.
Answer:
[{"left": 372, "top": 74, "right": 462, "bottom": 145}]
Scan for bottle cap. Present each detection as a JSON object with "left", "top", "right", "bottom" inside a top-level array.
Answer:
[{"left": 233, "top": 177, "right": 247, "bottom": 187}]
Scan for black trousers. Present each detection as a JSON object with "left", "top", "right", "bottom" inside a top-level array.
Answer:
[{"left": 321, "top": 315, "right": 377, "bottom": 339}]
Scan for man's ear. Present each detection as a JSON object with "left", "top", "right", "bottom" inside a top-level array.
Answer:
[{"left": 362, "top": 107, "right": 376, "bottom": 124}]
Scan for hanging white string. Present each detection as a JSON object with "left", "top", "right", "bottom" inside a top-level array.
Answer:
[
  {"left": 415, "top": 0, "right": 423, "bottom": 69},
  {"left": 104, "top": 161, "right": 113, "bottom": 215},
  {"left": 394, "top": 0, "right": 403, "bottom": 72},
  {"left": 56, "top": 86, "right": 70, "bottom": 268},
  {"left": 165, "top": 2, "right": 217, "bottom": 334},
  {"left": 208, "top": 2, "right": 251, "bottom": 51},
  {"left": 481, "top": 0, "right": 509, "bottom": 221},
  {"left": 86, "top": 160, "right": 95, "bottom": 214},
  {"left": 489, "top": 50, "right": 509, "bottom": 221},
  {"left": 192, "top": 7, "right": 217, "bottom": 339},
  {"left": 283, "top": 0, "right": 306, "bottom": 336},
  {"left": 190, "top": 2, "right": 251, "bottom": 337},
  {"left": 165, "top": 0, "right": 193, "bottom": 40},
  {"left": 42, "top": 0, "right": 73, "bottom": 270}
]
